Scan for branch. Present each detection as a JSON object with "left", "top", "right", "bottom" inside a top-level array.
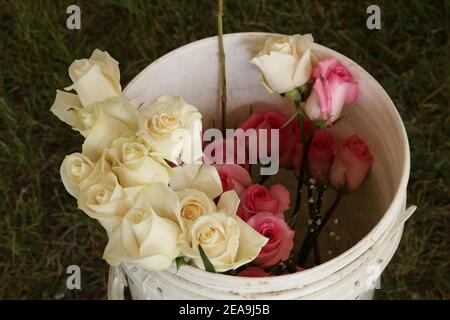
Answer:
[{"left": 217, "top": 0, "right": 227, "bottom": 134}]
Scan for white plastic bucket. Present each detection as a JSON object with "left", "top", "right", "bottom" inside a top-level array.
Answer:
[{"left": 108, "top": 33, "right": 415, "bottom": 300}]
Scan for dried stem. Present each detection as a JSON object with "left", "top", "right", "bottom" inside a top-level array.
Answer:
[
  {"left": 297, "top": 191, "right": 342, "bottom": 267},
  {"left": 217, "top": 0, "right": 227, "bottom": 133}
]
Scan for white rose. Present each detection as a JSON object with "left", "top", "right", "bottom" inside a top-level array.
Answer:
[
  {"left": 170, "top": 164, "right": 222, "bottom": 200},
  {"left": 81, "top": 97, "right": 140, "bottom": 161},
  {"left": 103, "top": 183, "right": 182, "bottom": 271},
  {"left": 107, "top": 135, "right": 170, "bottom": 188},
  {"left": 60, "top": 153, "right": 95, "bottom": 198},
  {"left": 251, "top": 34, "right": 313, "bottom": 94},
  {"left": 65, "top": 49, "right": 121, "bottom": 107},
  {"left": 78, "top": 172, "right": 132, "bottom": 233},
  {"left": 78, "top": 151, "right": 113, "bottom": 190},
  {"left": 178, "top": 190, "right": 268, "bottom": 272},
  {"left": 137, "top": 95, "right": 202, "bottom": 164},
  {"left": 177, "top": 189, "right": 217, "bottom": 230}
]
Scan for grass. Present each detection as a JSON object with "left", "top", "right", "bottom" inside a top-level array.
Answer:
[{"left": 0, "top": 0, "right": 448, "bottom": 299}]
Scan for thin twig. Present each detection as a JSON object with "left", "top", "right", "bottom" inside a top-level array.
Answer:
[{"left": 217, "top": 0, "right": 227, "bottom": 134}]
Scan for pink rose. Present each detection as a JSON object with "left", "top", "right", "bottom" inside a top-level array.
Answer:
[
  {"left": 237, "top": 184, "right": 290, "bottom": 221},
  {"left": 238, "top": 110, "right": 298, "bottom": 168},
  {"left": 308, "top": 130, "right": 336, "bottom": 181},
  {"left": 329, "top": 135, "right": 373, "bottom": 192},
  {"left": 214, "top": 164, "right": 252, "bottom": 196},
  {"left": 304, "top": 58, "right": 358, "bottom": 125},
  {"left": 237, "top": 266, "right": 270, "bottom": 277},
  {"left": 247, "top": 213, "right": 295, "bottom": 268}
]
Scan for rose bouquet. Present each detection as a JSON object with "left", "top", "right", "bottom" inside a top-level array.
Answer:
[{"left": 51, "top": 33, "right": 373, "bottom": 277}]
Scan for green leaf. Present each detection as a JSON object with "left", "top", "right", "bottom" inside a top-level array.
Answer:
[
  {"left": 175, "top": 256, "right": 187, "bottom": 271},
  {"left": 198, "top": 244, "right": 216, "bottom": 273}
]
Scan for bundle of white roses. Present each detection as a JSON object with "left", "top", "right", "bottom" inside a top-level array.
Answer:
[
  {"left": 51, "top": 49, "right": 268, "bottom": 273},
  {"left": 52, "top": 33, "right": 374, "bottom": 276}
]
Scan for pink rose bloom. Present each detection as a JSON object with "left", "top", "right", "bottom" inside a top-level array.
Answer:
[
  {"left": 329, "top": 135, "right": 373, "bottom": 192},
  {"left": 237, "top": 184, "right": 290, "bottom": 221},
  {"left": 308, "top": 130, "right": 336, "bottom": 181},
  {"left": 203, "top": 137, "right": 248, "bottom": 169},
  {"left": 214, "top": 164, "right": 252, "bottom": 196},
  {"left": 247, "top": 213, "right": 295, "bottom": 268},
  {"left": 238, "top": 110, "right": 298, "bottom": 168},
  {"left": 304, "top": 58, "right": 358, "bottom": 125},
  {"left": 237, "top": 266, "right": 270, "bottom": 277}
]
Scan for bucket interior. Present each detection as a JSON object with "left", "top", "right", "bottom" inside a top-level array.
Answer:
[{"left": 123, "top": 33, "right": 407, "bottom": 265}]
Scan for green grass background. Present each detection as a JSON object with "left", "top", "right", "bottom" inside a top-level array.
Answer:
[{"left": 0, "top": 0, "right": 448, "bottom": 299}]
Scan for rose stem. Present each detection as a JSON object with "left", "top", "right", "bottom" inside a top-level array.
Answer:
[
  {"left": 297, "top": 191, "right": 342, "bottom": 267},
  {"left": 258, "top": 174, "right": 270, "bottom": 185},
  {"left": 293, "top": 103, "right": 312, "bottom": 215},
  {"left": 217, "top": 0, "right": 227, "bottom": 135},
  {"left": 312, "top": 184, "right": 326, "bottom": 265},
  {"left": 290, "top": 123, "right": 316, "bottom": 269}
]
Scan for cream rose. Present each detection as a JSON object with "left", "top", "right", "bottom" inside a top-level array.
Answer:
[
  {"left": 65, "top": 49, "right": 121, "bottom": 107},
  {"left": 103, "top": 183, "right": 182, "bottom": 271},
  {"left": 82, "top": 97, "right": 141, "bottom": 161},
  {"left": 177, "top": 189, "right": 217, "bottom": 230},
  {"left": 178, "top": 190, "right": 268, "bottom": 272},
  {"left": 170, "top": 164, "right": 223, "bottom": 200},
  {"left": 78, "top": 151, "right": 113, "bottom": 189},
  {"left": 60, "top": 153, "right": 95, "bottom": 198},
  {"left": 137, "top": 95, "right": 202, "bottom": 164},
  {"left": 107, "top": 135, "right": 170, "bottom": 188},
  {"left": 78, "top": 172, "right": 132, "bottom": 233},
  {"left": 251, "top": 34, "right": 314, "bottom": 94},
  {"left": 52, "top": 92, "right": 139, "bottom": 162}
]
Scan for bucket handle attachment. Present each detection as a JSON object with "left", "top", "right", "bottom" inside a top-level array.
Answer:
[{"left": 389, "top": 205, "right": 417, "bottom": 238}]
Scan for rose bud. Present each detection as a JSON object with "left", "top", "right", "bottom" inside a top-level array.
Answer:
[
  {"left": 304, "top": 58, "right": 358, "bottom": 126},
  {"left": 250, "top": 34, "right": 314, "bottom": 94},
  {"left": 329, "top": 135, "right": 373, "bottom": 192},
  {"left": 307, "top": 130, "right": 336, "bottom": 181}
]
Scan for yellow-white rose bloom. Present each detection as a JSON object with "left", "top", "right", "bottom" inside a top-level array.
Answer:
[
  {"left": 170, "top": 164, "right": 223, "bottom": 200},
  {"left": 103, "top": 183, "right": 182, "bottom": 271},
  {"left": 178, "top": 190, "right": 268, "bottom": 272},
  {"left": 107, "top": 135, "right": 171, "bottom": 188},
  {"left": 78, "top": 151, "right": 113, "bottom": 189},
  {"left": 65, "top": 49, "right": 121, "bottom": 107},
  {"left": 78, "top": 172, "right": 132, "bottom": 234},
  {"left": 60, "top": 153, "right": 95, "bottom": 198},
  {"left": 137, "top": 95, "right": 202, "bottom": 164},
  {"left": 177, "top": 188, "right": 217, "bottom": 230},
  {"left": 251, "top": 34, "right": 313, "bottom": 94},
  {"left": 52, "top": 95, "right": 140, "bottom": 161}
]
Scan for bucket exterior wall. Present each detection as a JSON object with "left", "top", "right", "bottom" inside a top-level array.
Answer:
[{"left": 107, "top": 33, "right": 413, "bottom": 300}]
